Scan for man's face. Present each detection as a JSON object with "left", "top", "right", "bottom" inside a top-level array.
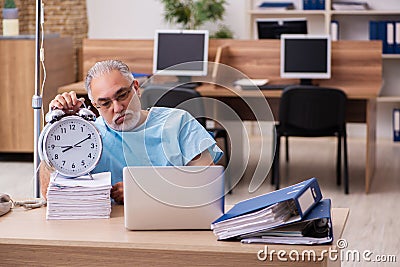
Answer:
[{"left": 90, "top": 70, "right": 142, "bottom": 131}]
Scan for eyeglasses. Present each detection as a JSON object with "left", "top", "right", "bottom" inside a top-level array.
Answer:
[{"left": 94, "top": 80, "right": 135, "bottom": 110}]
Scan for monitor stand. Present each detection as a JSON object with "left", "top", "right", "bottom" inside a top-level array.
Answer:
[
  {"left": 163, "top": 76, "right": 201, "bottom": 89},
  {"left": 177, "top": 75, "right": 192, "bottom": 84},
  {"left": 176, "top": 76, "right": 202, "bottom": 89},
  {"left": 300, "top": 78, "right": 313, "bottom": 86}
]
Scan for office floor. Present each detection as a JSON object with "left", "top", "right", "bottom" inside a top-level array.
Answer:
[{"left": 1, "top": 136, "right": 399, "bottom": 266}]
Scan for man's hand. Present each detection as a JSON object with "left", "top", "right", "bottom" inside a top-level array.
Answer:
[
  {"left": 49, "top": 91, "right": 85, "bottom": 112},
  {"left": 187, "top": 150, "right": 215, "bottom": 166},
  {"left": 111, "top": 182, "right": 124, "bottom": 204},
  {"left": 39, "top": 161, "right": 52, "bottom": 200}
]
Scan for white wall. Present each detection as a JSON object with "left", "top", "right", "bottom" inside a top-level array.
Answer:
[
  {"left": 86, "top": 0, "right": 247, "bottom": 39},
  {"left": 85, "top": 0, "right": 398, "bottom": 140}
]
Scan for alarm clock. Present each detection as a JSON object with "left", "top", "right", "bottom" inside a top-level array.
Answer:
[{"left": 39, "top": 108, "right": 103, "bottom": 178}]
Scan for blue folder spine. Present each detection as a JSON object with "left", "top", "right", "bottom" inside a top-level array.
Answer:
[
  {"left": 395, "top": 22, "right": 400, "bottom": 54},
  {"left": 393, "top": 109, "right": 400, "bottom": 142},
  {"left": 292, "top": 178, "right": 322, "bottom": 217},
  {"left": 310, "top": 0, "right": 317, "bottom": 10},
  {"left": 386, "top": 21, "right": 395, "bottom": 54},
  {"left": 378, "top": 21, "right": 388, "bottom": 54},
  {"left": 303, "top": 0, "right": 320, "bottom": 10},
  {"left": 302, "top": 198, "right": 331, "bottom": 221},
  {"left": 303, "top": 0, "right": 312, "bottom": 10},
  {"left": 369, "top": 21, "right": 378, "bottom": 41},
  {"left": 317, "top": 0, "right": 325, "bottom": 10}
]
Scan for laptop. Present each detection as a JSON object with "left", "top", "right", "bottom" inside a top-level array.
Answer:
[{"left": 123, "top": 165, "right": 225, "bottom": 230}]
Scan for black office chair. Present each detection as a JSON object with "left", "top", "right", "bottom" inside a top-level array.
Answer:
[
  {"left": 141, "top": 85, "right": 230, "bottom": 167},
  {"left": 271, "top": 86, "right": 349, "bottom": 194}
]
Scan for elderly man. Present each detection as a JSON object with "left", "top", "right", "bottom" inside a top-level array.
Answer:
[{"left": 40, "top": 60, "right": 222, "bottom": 204}]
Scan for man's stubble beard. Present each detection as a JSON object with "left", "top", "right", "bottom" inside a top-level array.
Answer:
[
  {"left": 108, "top": 95, "right": 142, "bottom": 132},
  {"left": 112, "top": 110, "right": 141, "bottom": 131}
]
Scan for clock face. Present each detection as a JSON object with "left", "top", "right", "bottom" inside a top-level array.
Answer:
[{"left": 43, "top": 116, "right": 102, "bottom": 177}]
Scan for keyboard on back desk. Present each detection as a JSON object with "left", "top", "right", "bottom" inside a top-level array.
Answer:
[{"left": 258, "top": 84, "right": 297, "bottom": 90}]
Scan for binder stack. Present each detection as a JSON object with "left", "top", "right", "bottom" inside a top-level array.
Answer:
[
  {"left": 46, "top": 172, "right": 112, "bottom": 220},
  {"left": 211, "top": 178, "right": 333, "bottom": 245},
  {"left": 370, "top": 20, "right": 400, "bottom": 54},
  {"left": 303, "top": 0, "right": 325, "bottom": 10}
]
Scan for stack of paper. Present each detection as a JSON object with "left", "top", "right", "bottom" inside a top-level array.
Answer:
[
  {"left": 241, "top": 199, "right": 333, "bottom": 245},
  {"left": 46, "top": 172, "right": 112, "bottom": 220},
  {"left": 211, "top": 178, "right": 323, "bottom": 241},
  {"left": 212, "top": 201, "right": 298, "bottom": 240}
]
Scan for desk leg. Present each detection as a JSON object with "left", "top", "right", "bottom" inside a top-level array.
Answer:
[{"left": 365, "top": 99, "right": 377, "bottom": 193}]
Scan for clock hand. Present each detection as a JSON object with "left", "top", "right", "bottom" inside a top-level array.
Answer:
[
  {"left": 54, "top": 144, "right": 81, "bottom": 148},
  {"left": 61, "top": 145, "right": 74, "bottom": 153},
  {"left": 59, "top": 136, "right": 90, "bottom": 153},
  {"left": 73, "top": 135, "right": 91, "bottom": 147},
  {"left": 52, "top": 145, "right": 72, "bottom": 148}
]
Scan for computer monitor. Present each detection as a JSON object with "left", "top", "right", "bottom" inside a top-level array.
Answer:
[
  {"left": 280, "top": 34, "right": 331, "bottom": 85},
  {"left": 153, "top": 29, "right": 209, "bottom": 83},
  {"left": 256, "top": 18, "right": 307, "bottom": 39}
]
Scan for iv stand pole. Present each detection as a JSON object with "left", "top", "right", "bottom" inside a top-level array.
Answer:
[{"left": 32, "top": 0, "right": 42, "bottom": 198}]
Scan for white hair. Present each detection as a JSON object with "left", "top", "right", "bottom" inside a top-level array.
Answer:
[{"left": 85, "top": 60, "right": 134, "bottom": 100}]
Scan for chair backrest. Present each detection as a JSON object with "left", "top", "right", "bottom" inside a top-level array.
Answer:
[
  {"left": 279, "top": 86, "right": 347, "bottom": 135},
  {"left": 141, "top": 85, "right": 207, "bottom": 127}
]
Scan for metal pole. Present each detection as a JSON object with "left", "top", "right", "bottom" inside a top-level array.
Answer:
[{"left": 32, "top": 0, "right": 42, "bottom": 198}]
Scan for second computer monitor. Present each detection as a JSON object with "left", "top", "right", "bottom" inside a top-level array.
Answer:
[
  {"left": 280, "top": 34, "right": 331, "bottom": 85},
  {"left": 153, "top": 29, "right": 209, "bottom": 79},
  {"left": 256, "top": 18, "right": 308, "bottom": 39}
]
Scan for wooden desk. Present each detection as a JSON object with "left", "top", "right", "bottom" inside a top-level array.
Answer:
[
  {"left": 0, "top": 205, "right": 349, "bottom": 266},
  {"left": 58, "top": 81, "right": 377, "bottom": 194}
]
